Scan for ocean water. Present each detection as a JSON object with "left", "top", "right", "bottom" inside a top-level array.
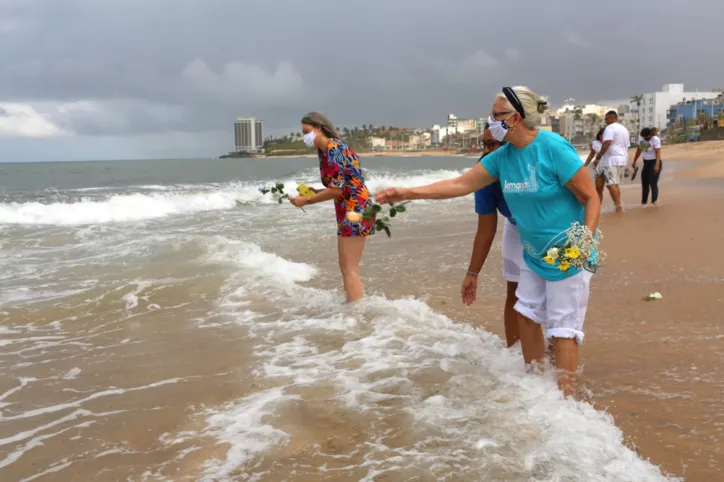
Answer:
[{"left": 0, "top": 156, "right": 675, "bottom": 481}]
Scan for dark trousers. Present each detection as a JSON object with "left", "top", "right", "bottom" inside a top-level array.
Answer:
[{"left": 641, "top": 159, "right": 662, "bottom": 204}]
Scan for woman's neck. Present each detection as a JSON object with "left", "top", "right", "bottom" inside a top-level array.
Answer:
[
  {"left": 507, "top": 127, "right": 538, "bottom": 149},
  {"left": 316, "top": 134, "right": 331, "bottom": 151}
]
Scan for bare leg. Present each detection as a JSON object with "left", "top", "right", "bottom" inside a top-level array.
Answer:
[
  {"left": 551, "top": 337, "right": 579, "bottom": 397},
  {"left": 504, "top": 281, "right": 520, "bottom": 347},
  {"left": 338, "top": 236, "right": 366, "bottom": 302},
  {"left": 517, "top": 314, "right": 545, "bottom": 368},
  {"left": 594, "top": 176, "right": 605, "bottom": 204},
  {"left": 607, "top": 184, "right": 624, "bottom": 212}
]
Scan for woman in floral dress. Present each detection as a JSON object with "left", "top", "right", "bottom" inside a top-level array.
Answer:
[{"left": 290, "top": 111, "right": 375, "bottom": 302}]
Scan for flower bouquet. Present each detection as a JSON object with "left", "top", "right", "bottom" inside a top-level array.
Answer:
[
  {"left": 258, "top": 182, "right": 307, "bottom": 212},
  {"left": 543, "top": 222, "right": 604, "bottom": 273}
]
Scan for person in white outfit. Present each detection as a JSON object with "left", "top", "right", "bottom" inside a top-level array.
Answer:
[{"left": 594, "top": 111, "right": 631, "bottom": 213}]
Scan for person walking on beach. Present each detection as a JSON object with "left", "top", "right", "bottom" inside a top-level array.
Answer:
[
  {"left": 375, "top": 86, "right": 601, "bottom": 396},
  {"left": 594, "top": 111, "right": 630, "bottom": 213},
  {"left": 632, "top": 127, "right": 663, "bottom": 207},
  {"left": 290, "top": 112, "right": 375, "bottom": 302},
  {"left": 583, "top": 128, "right": 605, "bottom": 174},
  {"left": 462, "top": 125, "right": 523, "bottom": 348}
]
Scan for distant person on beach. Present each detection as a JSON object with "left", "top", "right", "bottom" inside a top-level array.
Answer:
[
  {"left": 375, "top": 86, "right": 601, "bottom": 396},
  {"left": 632, "top": 127, "right": 663, "bottom": 207},
  {"left": 462, "top": 124, "right": 522, "bottom": 348},
  {"left": 290, "top": 111, "right": 375, "bottom": 302},
  {"left": 583, "top": 128, "right": 605, "bottom": 174},
  {"left": 595, "top": 111, "right": 630, "bottom": 213}
]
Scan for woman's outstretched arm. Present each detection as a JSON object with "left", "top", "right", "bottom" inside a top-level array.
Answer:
[{"left": 376, "top": 163, "right": 496, "bottom": 204}]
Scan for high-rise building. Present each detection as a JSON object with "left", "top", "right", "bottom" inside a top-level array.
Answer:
[
  {"left": 632, "top": 84, "right": 719, "bottom": 131},
  {"left": 234, "top": 117, "right": 264, "bottom": 152}
]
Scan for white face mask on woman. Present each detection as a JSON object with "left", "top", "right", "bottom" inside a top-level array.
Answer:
[
  {"left": 487, "top": 114, "right": 516, "bottom": 142},
  {"left": 303, "top": 131, "right": 317, "bottom": 148}
]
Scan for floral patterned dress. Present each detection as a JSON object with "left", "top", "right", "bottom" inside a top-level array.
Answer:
[{"left": 319, "top": 139, "right": 375, "bottom": 237}]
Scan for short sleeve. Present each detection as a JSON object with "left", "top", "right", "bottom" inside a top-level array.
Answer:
[
  {"left": 602, "top": 126, "right": 614, "bottom": 142},
  {"left": 325, "top": 144, "right": 346, "bottom": 188},
  {"left": 651, "top": 136, "right": 662, "bottom": 149},
  {"left": 481, "top": 148, "right": 502, "bottom": 179},
  {"left": 474, "top": 186, "right": 496, "bottom": 215},
  {"left": 552, "top": 138, "right": 584, "bottom": 186}
]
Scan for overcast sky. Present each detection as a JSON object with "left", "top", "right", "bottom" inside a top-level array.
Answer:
[{"left": 1, "top": 0, "right": 722, "bottom": 161}]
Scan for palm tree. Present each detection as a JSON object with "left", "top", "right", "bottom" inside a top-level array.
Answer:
[{"left": 587, "top": 113, "right": 600, "bottom": 137}]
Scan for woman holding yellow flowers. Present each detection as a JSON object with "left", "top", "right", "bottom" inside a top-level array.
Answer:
[{"left": 376, "top": 86, "right": 601, "bottom": 396}]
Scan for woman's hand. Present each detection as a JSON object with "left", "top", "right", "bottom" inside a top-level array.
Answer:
[
  {"left": 290, "top": 195, "right": 309, "bottom": 208},
  {"left": 375, "top": 187, "right": 409, "bottom": 204},
  {"left": 461, "top": 274, "right": 478, "bottom": 306},
  {"left": 654, "top": 163, "right": 661, "bottom": 174}
]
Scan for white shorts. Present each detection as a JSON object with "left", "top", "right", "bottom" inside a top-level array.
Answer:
[
  {"left": 502, "top": 219, "right": 523, "bottom": 283},
  {"left": 514, "top": 263, "right": 594, "bottom": 344},
  {"left": 598, "top": 166, "right": 626, "bottom": 186}
]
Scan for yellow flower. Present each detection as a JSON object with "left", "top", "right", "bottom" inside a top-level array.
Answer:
[
  {"left": 544, "top": 255, "right": 556, "bottom": 265},
  {"left": 564, "top": 247, "right": 581, "bottom": 259},
  {"left": 559, "top": 261, "right": 571, "bottom": 272}
]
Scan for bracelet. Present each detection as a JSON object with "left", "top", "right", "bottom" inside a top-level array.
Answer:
[{"left": 467, "top": 271, "right": 478, "bottom": 277}]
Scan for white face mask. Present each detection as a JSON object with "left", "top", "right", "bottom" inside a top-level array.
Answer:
[
  {"left": 303, "top": 132, "right": 317, "bottom": 148},
  {"left": 487, "top": 114, "right": 515, "bottom": 142}
]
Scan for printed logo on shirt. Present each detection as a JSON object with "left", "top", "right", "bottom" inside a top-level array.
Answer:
[{"left": 503, "top": 164, "right": 539, "bottom": 194}]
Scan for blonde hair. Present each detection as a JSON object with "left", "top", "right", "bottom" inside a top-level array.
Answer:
[{"left": 496, "top": 86, "right": 549, "bottom": 129}]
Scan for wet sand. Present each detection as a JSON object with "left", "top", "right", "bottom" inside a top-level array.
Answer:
[
  {"left": 1, "top": 142, "right": 722, "bottom": 480},
  {"left": 369, "top": 151, "right": 724, "bottom": 481}
]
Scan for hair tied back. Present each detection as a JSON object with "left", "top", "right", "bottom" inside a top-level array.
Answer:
[{"left": 537, "top": 99, "right": 549, "bottom": 114}]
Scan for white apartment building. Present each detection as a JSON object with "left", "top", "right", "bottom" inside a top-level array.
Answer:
[
  {"left": 633, "top": 84, "right": 719, "bottom": 131},
  {"left": 234, "top": 117, "right": 264, "bottom": 152},
  {"left": 369, "top": 136, "right": 386, "bottom": 149}
]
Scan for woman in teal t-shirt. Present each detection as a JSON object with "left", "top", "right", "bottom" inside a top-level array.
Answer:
[{"left": 375, "top": 86, "right": 601, "bottom": 397}]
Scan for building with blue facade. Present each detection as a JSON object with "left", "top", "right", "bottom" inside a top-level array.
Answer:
[{"left": 667, "top": 95, "right": 724, "bottom": 129}]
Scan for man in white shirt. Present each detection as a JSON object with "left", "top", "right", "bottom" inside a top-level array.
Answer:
[{"left": 594, "top": 110, "right": 630, "bottom": 213}]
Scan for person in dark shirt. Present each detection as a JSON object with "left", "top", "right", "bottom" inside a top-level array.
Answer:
[{"left": 462, "top": 125, "right": 523, "bottom": 347}]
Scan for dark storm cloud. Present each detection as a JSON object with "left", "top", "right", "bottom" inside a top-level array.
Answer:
[{"left": 1, "top": 0, "right": 723, "bottom": 139}]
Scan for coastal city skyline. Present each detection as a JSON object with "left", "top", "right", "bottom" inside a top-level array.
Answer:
[
  {"left": 236, "top": 83, "right": 723, "bottom": 156},
  {"left": 1, "top": 0, "right": 723, "bottom": 162}
]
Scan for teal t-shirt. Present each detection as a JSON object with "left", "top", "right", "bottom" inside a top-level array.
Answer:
[{"left": 482, "top": 130, "right": 585, "bottom": 281}]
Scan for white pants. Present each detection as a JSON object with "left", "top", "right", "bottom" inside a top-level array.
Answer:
[
  {"left": 502, "top": 219, "right": 523, "bottom": 283},
  {"left": 514, "top": 263, "right": 594, "bottom": 345}
]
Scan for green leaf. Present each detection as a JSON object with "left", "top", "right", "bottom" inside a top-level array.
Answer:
[
  {"left": 395, "top": 205, "right": 407, "bottom": 213},
  {"left": 383, "top": 226, "right": 391, "bottom": 238},
  {"left": 389, "top": 209, "right": 397, "bottom": 218},
  {"left": 278, "top": 198, "right": 283, "bottom": 204},
  {"left": 372, "top": 204, "right": 382, "bottom": 213},
  {"left": 383, "top": 217, "right": 390, "bottom": 222},
  {"left": 375, "top": 220, "right": 385, "bottom": 230},
  {"left": 271, "top": 187, "right": 278, "bottom": 193},
  {"left": 275, "top": 183, "right": 284, "bottom": 191}
]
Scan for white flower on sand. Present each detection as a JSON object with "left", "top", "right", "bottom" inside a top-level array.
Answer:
[
  {"left": 652, "top": 292, "right": 663, "bottom": 299},
  {"left": 346, "top": 211, "right": 362, "bottom": 223},
  {"left": 547, "top": 247, "right": 559, "bottom": 259}
]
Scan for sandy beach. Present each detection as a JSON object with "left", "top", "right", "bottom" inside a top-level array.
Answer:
[
  {"left": 0, "top": 141, "right": 722, "bottom": 481},
  {"left": 401, "top": 140, "right": 724, "bottom": 481}
]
